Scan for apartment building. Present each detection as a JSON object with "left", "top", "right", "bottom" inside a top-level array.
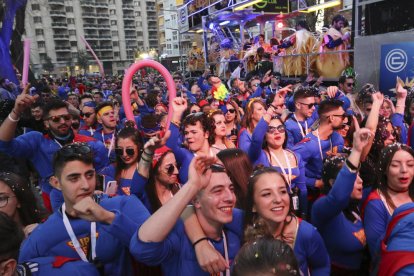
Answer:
[{"left": 25, "top": 0, "right": 158, "bottom": 77}]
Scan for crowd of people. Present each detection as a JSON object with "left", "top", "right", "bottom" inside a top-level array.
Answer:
[{"left": 1, "top": 16, "right": 414, "bottom": 276}]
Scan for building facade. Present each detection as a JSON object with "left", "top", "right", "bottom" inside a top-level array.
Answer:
[{"left": 25, "top": 0, "right": 158, "bottom": 77}]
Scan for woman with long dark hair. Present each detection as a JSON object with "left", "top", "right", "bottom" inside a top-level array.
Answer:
[
  {"left": 208, "top": 110, "right": 236, "bottom": 154},
  {"left": 363, "top": 143, "right": 414, "bottom": 258},
  {"left": 244, "top": 167, "right": 330, "bottom": 276},
  {"left": 312, "top": 127, "right": 372, "bottom": 275},
  {"left": 0, "top": 172, "right": 43, "bottom": 236}
]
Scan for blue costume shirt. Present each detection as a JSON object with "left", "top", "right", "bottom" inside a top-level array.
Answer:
[
  {"left": 312, "top": 166, "right": 366, "bottom": 270},
  {"left": 292, "top": 131, "right": 344, "bottom": 188},
  {"left": 19, "top": 195, "right": 150, "bottom": 276},
  {"left": 130, "top": 209, "right": 243, "bottom": 276}
]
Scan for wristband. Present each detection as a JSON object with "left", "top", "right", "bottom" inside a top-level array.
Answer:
[
  {"left": 345, "top": 159, "right": 360, "bottom": 173},
  {"left": 143, "top": 150, "right": 154, "bottom": 156},
  {"left": 8, "top": 113, "right": 20, "bottom": 122},
  {"left": 192, "top": 237, "right": 209, "bottom": 248}
]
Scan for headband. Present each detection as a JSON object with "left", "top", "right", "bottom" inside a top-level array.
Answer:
[{"left": 97, "top": 106, "right": 113, "bottom": 118}]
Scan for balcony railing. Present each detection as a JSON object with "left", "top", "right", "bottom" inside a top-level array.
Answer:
[
  {"left": 53, "top": 34, "right": 69, "bottom": 39},
  {"left": 122, "top": 4, "right": 134, "bottom": 9},
  {"left": 80, "top": 0, "right": 94, "bottom": 6},
  {"left": 82, "top": 12, "right": 97, "bottom": 18},
  {"left": 50, "top": 11, "right": 66, "bottom": 17},
  {"left": 49, "top": 0, "right": 65, "bottom": 5},
  {"left": 52, "top": 22, "right": 68, "bottom": 28}
]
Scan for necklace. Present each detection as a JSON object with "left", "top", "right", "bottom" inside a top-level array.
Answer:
[
  {"left": 293, "top": 114, "right": 308, "bottom": 138},
  {"left": 268, "top": 149, "right": 292, "bottom": 187},
  {"left": 62, "top": 203, "right": 96, "bottom": 262},
  {"left": 315, "top": 129, "right": 332, "bottom": 160}
]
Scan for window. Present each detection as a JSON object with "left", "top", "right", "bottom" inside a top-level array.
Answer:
[
  {"left": 111, "top": 20, "right": 117, "bottom": 25},
  {"left": 111, "top": 31, "right": 118, "bottom": 36},
  {"left": 66, "top": 7, "right": 73, "bottom": 12},
  {"left": 114, "top": 52, "right": 119, "bottom": 57},
  {"left": 35, "top": 29, "right": 44, "bottom": 35},
  {"left": 34, "top": 17, "right": 42, "bottom": 23},
  {"left": 174, "top": 44, "right": 178, "bottom": 49},
  {"left": 135, "top": 11, "right": 141, "bottom": 16},
  {"left": 37, "top": 41, "right": 45, "bottom": 48},
  {"left": 39, "top": 53, "right": 47, "bottom": 60},
  {"left": 136, "top": 22, "right": 142, "bottom": 27},
  {"left": 67, "top": 18, "right": 75, "bottom": 24},
  {"left": 166, "top": 44, "right": 171, "bottom": 49},
  {"left": 137, "top": 31, "right": 143, "bottom": 36},
  {"left": 70, "top": 41, "right": 77, "bottom": 47},
  {"left": 32, "top": 4, "right": 40, "bottom": 11},
  {"left": 69, "top": 30, "right": 76, "bottom": 35},
  {"left": 110, "top": 9, "right": 116, "bottom": 15},
  {"left": 72, "top": 52, "right": 78, "bottom": 59},
  {"left": 113, "top": 41, "right": 119, "bottom": 46}
]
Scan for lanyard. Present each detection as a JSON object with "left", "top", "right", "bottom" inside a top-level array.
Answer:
[
  {"left": 269, "top": 149, "right": 292, "bottom": 187},
  {"left": 89, "top": 127, "right": 95, "bottom": 136},
  {"left": 293, "top": 114, "right": 307, "bottom": 138},
  {"left": 315, "top": 129, "right": 332, "bottom": 160},
  {"left": 208, "top": 231, "right": 230, "bottom": 276},
  {"left": 101, "top": 131, "right": 115, "bottom": 158},
  {"left": 62, "top": 203, "right": 96, "bottom": 262},
  {"left": 54, "top": 139, "right": 74, "bottom": 148}
]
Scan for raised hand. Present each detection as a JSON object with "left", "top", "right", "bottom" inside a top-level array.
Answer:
[
  {"left": 73, "top": 196, "right": 115, "bottom": 224},
  {"left": 326, "top": 86, "right": 338, "bottom": 98},
  {"left": 187, "top": 156, "right": 217, "bottom": 191},
  {"left": 261, "top": 70, "right": 272, "bottom": 84},
  {"left": 172, "top": 97, "right": 188, "bottom": 114},
  {"left": 352, "top": 127, "right": 373, "bottom": 153},
  {"left": 396, "top": 83, "right": 407, "bottom": 100},
  {"left": 13, "top": 84, "right": 39, "bottom": 116},
  {"left": 144, "top": 130, "right": 171, "bottom": 152},
  {"left": 371, "top": 92, "right": 384, "bottom": 106}
]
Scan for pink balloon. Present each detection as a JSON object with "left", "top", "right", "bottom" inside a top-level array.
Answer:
[
  {"left": 22, "top": 39, "right": 31, "bottom": 87},
  {"left": 122, "top": 60, "right": 176, "bottom": 131}
]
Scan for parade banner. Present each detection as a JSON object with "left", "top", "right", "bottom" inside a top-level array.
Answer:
[{"left": 380, "top": 42, "right": 414, "bottom": 95}]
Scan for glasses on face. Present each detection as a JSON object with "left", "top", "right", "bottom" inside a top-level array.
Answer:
[
  {"left": 165, "top": 164, "right": 178, "bottom": 175},
  {"left": 0, "top": 195, "right": 16, "bottom": 208},
  {"left": 252, "top": 83, "right": 260, "bottom": 88},
  {"left": 82, "top": 112, "right": 94, "bottom": 118},
  {"left": 59, "top": 143, "right": 92, "bottom": 157},
  {"left": 346, "top": 83, "right": 355, "bottom": 87},
  {"left": 267, "top": 125, "right": 286, "bottom": 134},
  {"left": 185, "top": 111, "right": 204, "bottom": 119},
  {"left": 226, "top": 109, "right": 236, "bottom": 114},
  {"left": 46, "top": 114, "right": 72, "bottom": 123},
  {"left": 115, "top": 147, "right": 135, "bottom": 156},
  {"left": 331, "top": 114, "right": 347, "bottom": 119},
  {"left": 298, "top": 102, "right": 315, "bottom": 109}
]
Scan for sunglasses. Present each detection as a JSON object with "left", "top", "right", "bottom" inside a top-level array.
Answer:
[
  {"left": 346, "top": 83, "right": 355, "bottom": 87},
  {"left": 210, "top": 163, "right": 226, "bottom": 172},
  {"left": 165, "top": 163, "right": 178, "bottom": 175},
  {"left": 331, "top": 114, "right": 347, "bottom": 119},
  {"left": 298, "top": 102, "right": 315, "bottom": 109},
  {"left": 185, "top": 111, "right": 204, "bottom": 119},
  {"left": 115, "top": 147, "right": 135, "bottom": 156},
  {"left": 72, "top": 122, "right": 80, "bottom": 129},
  {"left": 82, "top": 112, "right": 94, "bottom": 118},
  {"left": 59, "top": 143, "right": 92, "bottom": 157},
  {"left": 46, "top": 114, "right": 72, "bottom": 123},
  {"left": 226, "top": 109, "right": 236, "bottom": 114},
  {"left": 267, "top": 125, "right": 286, "bottom": 134}
]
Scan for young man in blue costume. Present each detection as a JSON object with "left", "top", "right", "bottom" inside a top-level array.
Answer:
[
  {"left": 93, "top": 102, "right": 118, "bottom": 162},
  {"left": 292, "top": 98, "right": 346, "bottom": 206},
  {"left": 19, "top": 143, "right": 151, "bottom": 275},
  {"left": 0, "top": 86, "right": 109, "bottom": 211},
  {"left": 0, "top": 212, "right": 100, "bottom": 276},
  {"left": 285, "top": 86, "right": 317, "bottom": 148},
  {"left": 130, "top": 156, "right": 243, "bottom": 276}
]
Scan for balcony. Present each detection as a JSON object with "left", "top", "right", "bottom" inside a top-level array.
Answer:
[
  {"left": 124, "top": 14, "right": 135, "bottom": 19},
  {"left": 122, "top": 4, "right": 134, "bottom": 9},
  {"left": 125, "top": 35, "right": 136, "bottom": 39},
  {"left": 52, "top": 22, "right": 68, "bottom": 28},
  {"left": 124, "top": 25, "right": 135, "bottom": 30},
  {"left": 50, "top": 11, "right": 66, "bottom": 17},
  {"left": 99, "top": 45, "right": 113, "bottom": 50},
  {"left": 96, "top": 13, "right": 109, "bottom": 18},
  {"left": 82, "top": 12, "right": 97, "bottom": 18},
  {"left": 53, "top": 34, "right": 69, "bottom": 39},
  {"left": 80, "top": 0, "right": 94, "bottom": 7},
  {"left": 55, "top": 46, "right": 71, "bottom": 51},
  {"left": 84, "top": 23, "right": 98, "bottom": 29},
  {"left": 95, "top": 2, "right": 108, "bottom": 8},
  {"left": 99, "top": 35, "right": 112, "bottom": 39},
  {"left": 49, "top": 0, "right": 65, "bottom": 5},
  {"left": 84, "top": 34, "right": 99, "bottom": 39},
  {"left": 99, "top": 24, "right": 111, "bottom": 29}
]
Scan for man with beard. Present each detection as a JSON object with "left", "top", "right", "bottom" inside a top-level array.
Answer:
[
  {"left": 292, "top": 99, "right": 346, "bottom": 205},
  {"left": 0, "top": 87, "right": 109, "bottom": 212},
  {"left": 93, "top": 102, "right": 118, "bottom": 161}
]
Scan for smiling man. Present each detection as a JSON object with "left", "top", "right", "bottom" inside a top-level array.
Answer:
[
  {"left": 130, "top": 156, "right": 242, "bottom": 276},
  {"left": 18, "top": 143, "right": 150, "bottom": 275},
  {"left": 93, "top": 102, "right": 118, "bottom": 161}
]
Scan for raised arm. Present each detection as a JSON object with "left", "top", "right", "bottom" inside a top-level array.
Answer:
[
  {"left": 0, "top": 84, "right": 37, "bottom": 141},
  {"left": 138, "top": 156, "right": 216, "bottom": 242},
  {"left": 360, "top": 92, "right": 383, "bottom": 161}
]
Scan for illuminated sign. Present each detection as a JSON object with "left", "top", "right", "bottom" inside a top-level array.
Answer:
[{"left": 253, "top": 0, "right": 289, "bottom": 13}]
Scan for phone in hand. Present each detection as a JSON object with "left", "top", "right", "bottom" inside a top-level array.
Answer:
[{"left": 105, "top": 181, "right": 118, "bottom": 196}]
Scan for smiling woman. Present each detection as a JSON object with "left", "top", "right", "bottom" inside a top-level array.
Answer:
[{"left": 244, "top": 167, "right": 330, "bottom": 276}]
